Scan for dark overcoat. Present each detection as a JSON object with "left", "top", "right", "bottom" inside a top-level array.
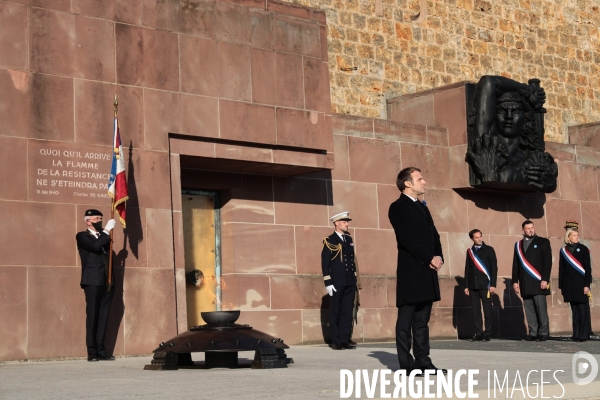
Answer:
[
  {"left": 464, "top": 242, "right": 498, "bottom": 290},
  {"left": 76, "top": 230, "right": 111, "bottom": 287},
  {"left": 558, "top": 243, "right": 592, "bottom": 303},
  {"left": 511, "top": 236, "right": 552, "bottom": 297},
  {"left": 321, "top": 232, "right": 357, "bottom": 287},
  {"left": 389, "top": 194, "right": 443, "bottom": 306}
]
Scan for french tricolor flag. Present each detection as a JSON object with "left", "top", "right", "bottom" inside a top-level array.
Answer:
[{"left": 107, "top": 117, "right": 129, "bottom": 227}]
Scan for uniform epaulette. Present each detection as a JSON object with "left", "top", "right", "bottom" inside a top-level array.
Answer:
[{"left": 323, "top": 237, "right": 343, "bottom": 261}]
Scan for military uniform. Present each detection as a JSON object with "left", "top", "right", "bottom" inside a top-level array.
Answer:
[
  {"left": 322, "top": 215, "right": 357, "bottom": 348},
  {"left": 76, "top": 209, "right": 115, "bottom": 361}
]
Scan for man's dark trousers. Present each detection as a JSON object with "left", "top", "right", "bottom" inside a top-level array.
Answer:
[
  {"left": 84, "top": 285, "right": 114, "bottom": 357},
  {"left": 330, "top": 284, "right": 356, "bottom": 345},
  {"left": 396, "top": 301, "right": 433, "bottom": 370},
  {"left": 470, "top": 289, "right": 492, "bottom": 337}
]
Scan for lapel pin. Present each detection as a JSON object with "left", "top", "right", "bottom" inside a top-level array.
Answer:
[
  {"left": 534, "top": 244, "right": 537, "bottom": 249},
  {"left": 577, "top": 248, "right": 581, "bottom": 252}
]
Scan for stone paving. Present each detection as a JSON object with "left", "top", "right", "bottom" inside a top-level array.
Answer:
[{"left": 2, "top": 339, "right": 600, "bottom": 399}]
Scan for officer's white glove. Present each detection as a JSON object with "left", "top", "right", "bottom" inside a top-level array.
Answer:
[
  {"left": 326, "top": 285, "right": 337, "bottom": 297},
  {"left": 104, "top": 219, "right": 116, "bottom": 232}
]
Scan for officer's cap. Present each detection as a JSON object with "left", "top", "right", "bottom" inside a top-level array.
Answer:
[
  {"left": 330, "top": 211, "right": 351, "bottom": 223},
  {"left": 564, "top": 220, "right": 578, "bottom": 230},
  {"left": 85, "top": 209, "right": 103, "bottom": 217}
]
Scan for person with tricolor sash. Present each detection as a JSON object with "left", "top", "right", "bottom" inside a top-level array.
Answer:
[
  {"left": 464, "top": 229, "right": 498, "bottom": 342},
  {"left": 558, "top": 220, "right": 592, "bottom": 342},
  {"left": 512, "top": 220, "right": 552, "bottom": 341}
]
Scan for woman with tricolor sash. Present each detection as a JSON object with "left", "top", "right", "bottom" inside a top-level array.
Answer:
[{"left": 558, "top": 220, "right": 592, "bottom": 342}]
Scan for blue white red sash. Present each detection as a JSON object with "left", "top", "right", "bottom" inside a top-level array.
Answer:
[
  {"left": 467, "top": 248, "right": 491, "bottom": 288},
  {"left": 560, "top": 247, "right": 585, "bottom": 276},
  {"left": 515, "top": 241, "right": 542, "bottom": 281}
]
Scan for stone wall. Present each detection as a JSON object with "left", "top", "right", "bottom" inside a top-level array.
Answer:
[
  {"left": 1, "top": 0, "right": 600, "bottom": 363},
  {"left": 0, "top": 0, "right": 332, "bottom": 361},
  {"left": 286, "top": 0, "right": 600, "bottom": 143},
  {"left": 171, "top": 101, "right": 600, "bottom": 344}
]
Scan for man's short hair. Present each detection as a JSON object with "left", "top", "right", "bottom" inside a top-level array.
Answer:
[
  {"left": 469, "top": 229, "right": 482, "bottom": 239},
  {"left": 522, "top": 220, "right": 534, "bottom": 229},
  {"left": 396, "top": 167, "right": 421, "bottom": 192}
]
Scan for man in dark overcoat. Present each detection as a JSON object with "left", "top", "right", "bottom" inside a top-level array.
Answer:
[
  {"left": 76, "top": 209, "right": 116, "bottom": 361},
  {"left": 512, "top": 220, "right": 552, "bottom": 341},
  {"left": 388, "top": 167, "right": 446, "bottom": 374},
  {"left": 322, "top": 211, "right": 357, "bottom": 350},
  {"left": 464, "top": 229, "right": 498, "bottom": 341}
]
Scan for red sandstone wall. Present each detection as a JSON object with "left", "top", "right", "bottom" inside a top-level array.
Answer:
[
  {"left": 0, "top": 0, "right": 331, "bottom": 361},
  {"left": 1, "top": 0, "right": 600, "bottom": 362},
  {"left": 171, "top": 108, "right": 600, "bottom": 345}
]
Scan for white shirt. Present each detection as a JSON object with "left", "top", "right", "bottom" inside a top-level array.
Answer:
[
  {"left": 335, "top": 231, "right": 345, "bottom": 242},
  {"left": 403, "top": 193, "right": 418, "bottom": 202},
  {"left": 88, "top": 228, "right": 102, "bottom": 238}
]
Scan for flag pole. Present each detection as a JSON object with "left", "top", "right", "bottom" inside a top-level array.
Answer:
[{"left": 107, "top": 95, "right": 117, "bottom": 292}]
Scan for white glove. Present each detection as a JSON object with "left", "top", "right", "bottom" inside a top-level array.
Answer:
[
  {"left": 104, "top": 219, "right": 116, "bottom": 232},
  {"left": 326, "top": 285, "right": 337, "bottom": 297}
]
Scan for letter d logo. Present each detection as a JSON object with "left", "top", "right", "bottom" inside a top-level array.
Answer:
[{"left": 572, "top": 351, "right": 598, "bottom": 385}]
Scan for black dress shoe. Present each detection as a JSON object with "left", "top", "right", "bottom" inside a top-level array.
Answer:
[
  {"left": 469, "top": 335, "right": 483, "bottom": 342},
  {"left": 524, "top": 335, "right": 537, "bottom": 341},
  {"left": 483, "top": 336, "right": 491, "bottom": 342},
  {"left": 406, "top": 368, "right": 423, "bottom": 376},
  {"left": 342, "top": 343, "right": 356, "bottom": 349},
  {"left": 97, "top": 354, "right": 116, "bottom": 360},
  {"left": 418, "top": 364, "right": 448, "bottom": 375},
  {"left": 87, "top": 356, "right": 99, "bottom": 362},
  {"left": 348, "top": 340, "right": 358, "bottom": 346},
  {"left": 331, "top": 344, "right": 345, "bottom": 350},
  {"left": 536, "top": 335, "right": 548, "bottom": 342}
]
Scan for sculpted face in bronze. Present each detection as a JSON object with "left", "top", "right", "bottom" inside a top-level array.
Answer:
[
  {"left": 466, "top": 76, "right": 558, "bottom": 193},
  {"left": 496, "top": 98, "right": 525, "bottom": 140}
]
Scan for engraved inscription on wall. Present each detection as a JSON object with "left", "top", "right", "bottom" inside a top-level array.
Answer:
[{"left": 28, "top": 140, "right": 113, "bottom": 205}]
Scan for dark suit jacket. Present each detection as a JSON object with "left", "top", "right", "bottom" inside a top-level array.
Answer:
[
  {"left": 511, "top": 236, "right": 552, "bottom": 297},
  {"left": 389, "top": 193, "right": 443, "bottom": 306},
  {"left": 558, "top": 243, "right": 592, "bottom": 303},
  {"left": 464, "top": 242, "right": 498, "bottom": 290},
  {"left": 321, "top": 232, "right": 357, "bottom": 287},
  {"left": 76, "top": 230, "right": 111, "bottom": 287}
]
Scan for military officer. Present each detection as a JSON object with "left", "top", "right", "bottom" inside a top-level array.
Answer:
[
  {"left": 322, "top": 211, "right": 357, "bottom": 350},
  {"left": 76, "top": 209, "right": 116, "bottom": 361}
]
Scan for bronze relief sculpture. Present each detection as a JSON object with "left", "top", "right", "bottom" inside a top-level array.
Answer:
[{"left": 466, "top": 76, "right": 558, "bottom": 193}]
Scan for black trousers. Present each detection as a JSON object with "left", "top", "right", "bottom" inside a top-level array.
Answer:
[
  {"left": 330, "top": 285, "right": 356, "bottom": 345},
  {"left": 396, "top": 301, "right": 432, "bottom": 370},
  {"left": 570, "top": 301, "right": 591, "bottom": 340},
  {"left": 470, "top": 288, "right": 492, "bottom": 337},
  {"left": 83, "top": 285, "right": 114, "bottom": 356}
]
